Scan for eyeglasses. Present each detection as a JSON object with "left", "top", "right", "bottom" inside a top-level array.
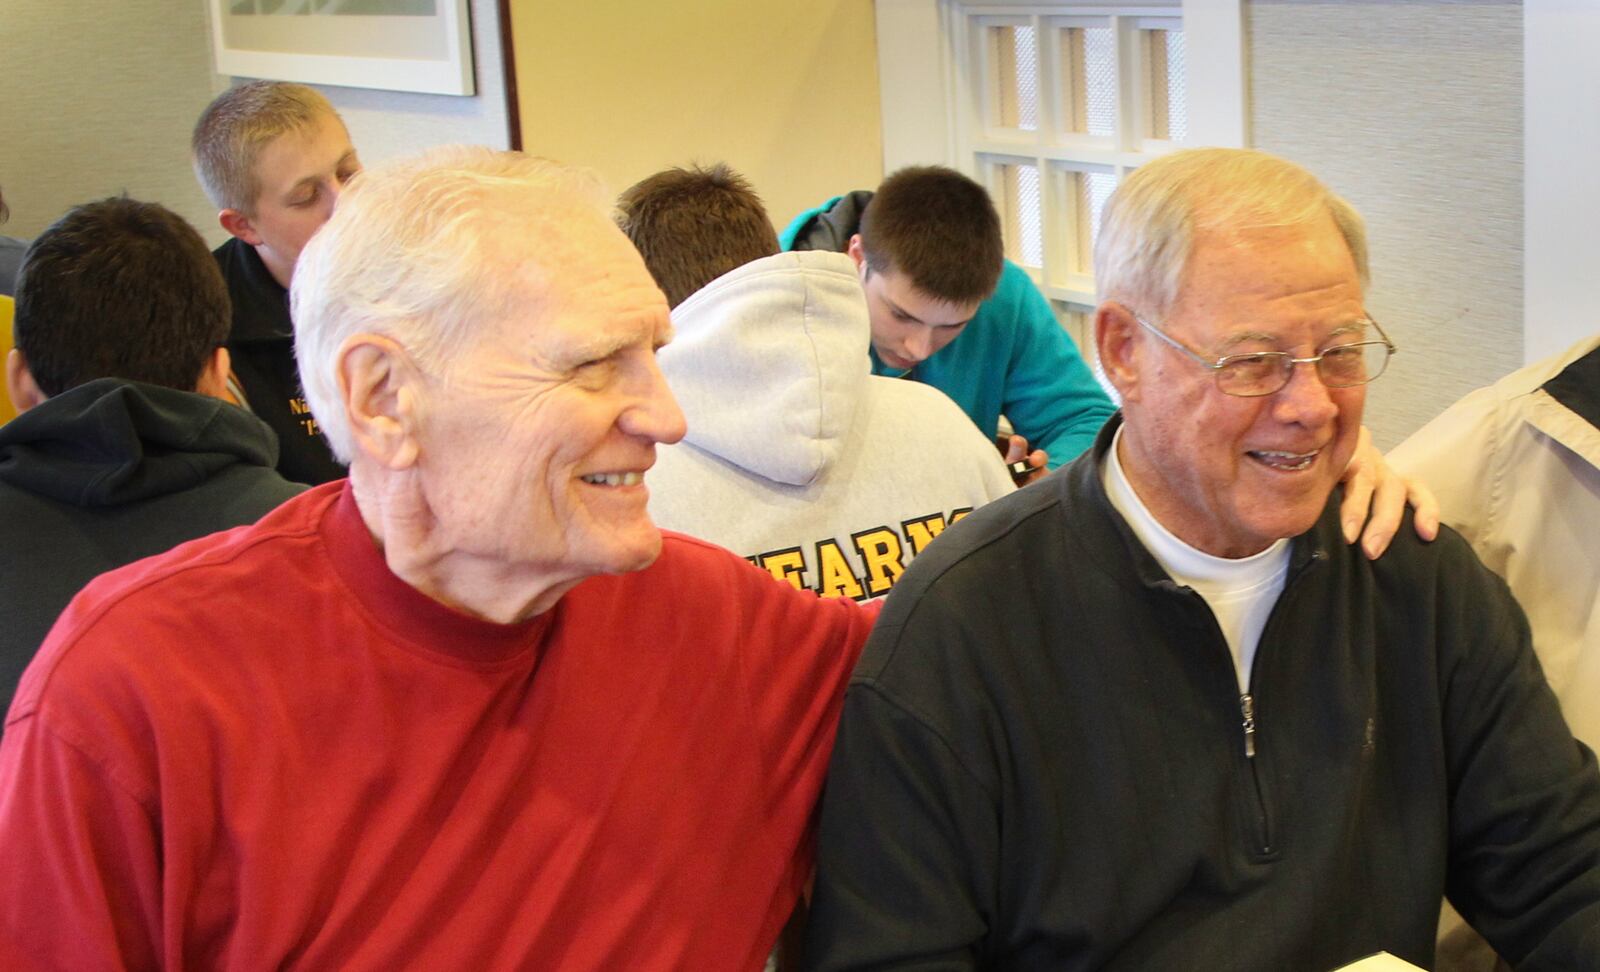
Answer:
[{"left": 1132, "top": 313, "right": 1396, "bottom": 398}]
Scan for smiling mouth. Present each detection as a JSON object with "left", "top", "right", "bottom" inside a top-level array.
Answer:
[
  {"left": 580, "top": 472, "right": 644, "bottom": 487},
  {"left": 1247, "top": 449, "right": 1319, "bottom": 472}
]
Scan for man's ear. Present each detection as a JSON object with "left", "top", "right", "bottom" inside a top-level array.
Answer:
[
  {"left": 1095, "top": 302, "right": 1143, "bottom": 404},
  {"left": 845, "top": 234, "right": 867, "bottom": 273},
  {"left": 337, "top": 334, "right": 421, "bottom": 470},
  {"left": 194, "top": 346, "right": 233, "bottom": 401},
  {"left": 5, "top": 348, "right": 46, "bottom": 413},
  {"left": 218, "top": 208, "right": 263, "bottom": 247}
]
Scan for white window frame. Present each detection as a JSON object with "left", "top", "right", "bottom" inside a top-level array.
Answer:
[
  {"left": 873, "top": 0, "right": 1244, "bottom": 327},
  {"left": 874, "top": 0, "right": 1243, "bottom": 170}
]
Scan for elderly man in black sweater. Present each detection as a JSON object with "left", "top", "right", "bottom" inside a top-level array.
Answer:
[{"left": 804, "top": 148, "right": 1600, "bottom": 972}]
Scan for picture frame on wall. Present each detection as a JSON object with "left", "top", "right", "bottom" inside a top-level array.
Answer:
[{"left": 208, "top": 0, "right": 476, "bottom": 97}]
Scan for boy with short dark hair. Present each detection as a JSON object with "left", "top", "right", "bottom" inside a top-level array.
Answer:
[
  {"left": 783, "top": 166, "right": 1117, "bottom": 473},
  {"left": 0, "top": 197, "right": 301, "bottom": 713},
  {"left": 617, "top": 162, "right": 781, "bottom": 308},
  {"left": 10, "top": 199, "right": 230, "bottom": 398},
  {"left": 856, "top": 165, "right": 1004, "bottom": 306}
]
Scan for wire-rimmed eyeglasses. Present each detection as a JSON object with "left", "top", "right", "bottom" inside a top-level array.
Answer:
[{"left": 1132, "top": 313, "right": 1396, "bottom": 398}]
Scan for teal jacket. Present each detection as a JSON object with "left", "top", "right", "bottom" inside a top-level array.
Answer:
[{"left": 781, "top": 193, "right": 1116, "bottom": 469}]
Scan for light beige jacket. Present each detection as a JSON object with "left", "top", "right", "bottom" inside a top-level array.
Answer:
[{"left": 1391, "top": 333, "right": 1600, "bottom": 972}]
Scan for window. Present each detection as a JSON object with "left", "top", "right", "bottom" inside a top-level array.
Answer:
[
  {"left": 961, "top": 9, "right": 1188, "bottom": 323},
  {"left": 872, "top": 0, "right": 1244, "bottom": 372}
]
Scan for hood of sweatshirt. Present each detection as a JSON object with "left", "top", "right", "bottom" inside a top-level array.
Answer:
[
  {"left": 0, "top": 378, "right": 281, "bottom": 507},
  {"left": 659, "top": 251, "right": 871, "bottom": 487},
  {"left": 782, "top": 191, "right": 872, "bottom": 254}
]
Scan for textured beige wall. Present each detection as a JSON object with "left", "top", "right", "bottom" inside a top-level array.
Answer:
[
  {"left": 0, "top": 0, "right": 224, "bottom": 242},
  {"left": 311, "top": 0, "right": 513, "bottom": 174},
  {"left": 510, "top": 0, "right": 885, "bottom": 232},
  {"left": 0, "top": 0, "right": 510, "bottom": 249},
  {"left": 1249, "top": 0, "right": 1523, "bottom": 448}
]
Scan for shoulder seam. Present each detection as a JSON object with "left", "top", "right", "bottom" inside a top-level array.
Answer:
[
  {"left": 848, "top": 678, "right": 999, "bottom": 801},
  {"left": 21, "top": 711, "right": 162, "bottom": 822},
  {"left": 24, "top": 515, "right": 325, "bottom": 704}
]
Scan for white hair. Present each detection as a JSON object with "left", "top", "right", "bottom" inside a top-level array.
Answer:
[
  {"left": 1093, "top": 147, "right": 1369, "bottom": 318},
  {"left": 290, "top": 146, "right": 611, "bottom": 461}
]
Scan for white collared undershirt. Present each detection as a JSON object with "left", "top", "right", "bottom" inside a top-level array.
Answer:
[{"left": 1102, "top": 427, "right": 1291, "bottom": 692}]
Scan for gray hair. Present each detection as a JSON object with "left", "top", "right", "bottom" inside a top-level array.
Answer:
[
  {"left": 1093, "top": 148, "right": 1369, "bottom": 318},
  {"left": 191, "top": 80, "right": 341, "bottom": 214},
  {"left": 290, "top": 145, "right": 611, "bottom": 461}
]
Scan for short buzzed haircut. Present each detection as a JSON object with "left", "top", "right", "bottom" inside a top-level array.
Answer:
[
  {"left": 859, "top": 165, "right": 1005, "bottom": 305},
  {"left": 14, "top": 197, "right": 230, "bottom": 397},
  {"left": 616, "top": 163, "right": 780, "bottom": 308},
  {"left": 192, "top": 80, "right": 340, "bottom": 215}
]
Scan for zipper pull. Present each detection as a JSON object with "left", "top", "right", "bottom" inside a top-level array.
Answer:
[{"left": 1240, "top": 693, "right": 1257, "bottom": 758}]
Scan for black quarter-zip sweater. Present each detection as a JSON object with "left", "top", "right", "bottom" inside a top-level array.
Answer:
[{"left": 803, "top": 417, "right": 1600, "bottom": 972}]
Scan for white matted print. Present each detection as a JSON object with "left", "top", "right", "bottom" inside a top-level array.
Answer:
[{"left": 210, "top": 0, "right": 475, "bottom": 96}]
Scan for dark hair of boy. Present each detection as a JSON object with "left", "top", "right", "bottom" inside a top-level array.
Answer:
[
  {"left": 15, "top": 197, "right": 230, "bottom": 397},
  {"left": 858, "top": 165, "right": 1005, "bottom": 305},
  {"left": 616, "top": 163, "right": 781, "bottom": 308}
]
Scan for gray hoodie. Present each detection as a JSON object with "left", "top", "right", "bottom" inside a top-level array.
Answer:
[{"left": 649, "top": 251, "right": 1015, "bottom": 600}]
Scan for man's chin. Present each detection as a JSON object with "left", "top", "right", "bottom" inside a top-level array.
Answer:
[
  {"left": 1246, "top": 502, "right": 1329, "bottom": 550},
  {"left": 596, "top": 527, "right": 665, "bottom": 576}
]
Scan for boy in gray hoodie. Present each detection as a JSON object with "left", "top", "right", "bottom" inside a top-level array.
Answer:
[{"left": 619, "top": 164, "right": 1015, "bottom": 601}]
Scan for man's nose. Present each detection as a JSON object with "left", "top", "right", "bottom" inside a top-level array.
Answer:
[
  {"left": 1271, "top": 358, "right": 1342, "bottom": 425},
  {"left": 625, "top": 360, "right": 688, "bottom": 445}
]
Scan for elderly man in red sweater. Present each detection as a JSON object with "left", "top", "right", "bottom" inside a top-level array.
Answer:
[{"left": 0, "top": 148, "right": 875, "bottom": 970}]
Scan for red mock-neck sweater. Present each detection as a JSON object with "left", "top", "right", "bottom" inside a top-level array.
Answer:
[{"left": 0, "top": 482, "right": 875, "bottom": 970}]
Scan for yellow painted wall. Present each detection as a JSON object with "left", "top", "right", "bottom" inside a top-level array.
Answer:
[{"left": 510, "top": 0, "right": 884, "bottom": 233}]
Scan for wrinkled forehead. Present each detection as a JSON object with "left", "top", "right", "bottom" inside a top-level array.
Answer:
[
  {"left": 487, "top": 213, "right": 671, "bottom": 340},
  {"left": 1174, "top": 219, "right": 1362, "bottom": 316}
]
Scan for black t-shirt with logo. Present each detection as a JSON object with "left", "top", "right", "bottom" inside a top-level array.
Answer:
[{"left": 213, "top": 238, "right": 347, "bottom": 487}]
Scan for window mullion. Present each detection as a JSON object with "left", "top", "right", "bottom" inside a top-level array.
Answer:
[{"left": 1112, "top": 15, "right": 1142, "bottom": 154}]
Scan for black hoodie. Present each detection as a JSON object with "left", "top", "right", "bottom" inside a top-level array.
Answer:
[{"left": 0, "top": 379, "right": 303, "bottom": 714}]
